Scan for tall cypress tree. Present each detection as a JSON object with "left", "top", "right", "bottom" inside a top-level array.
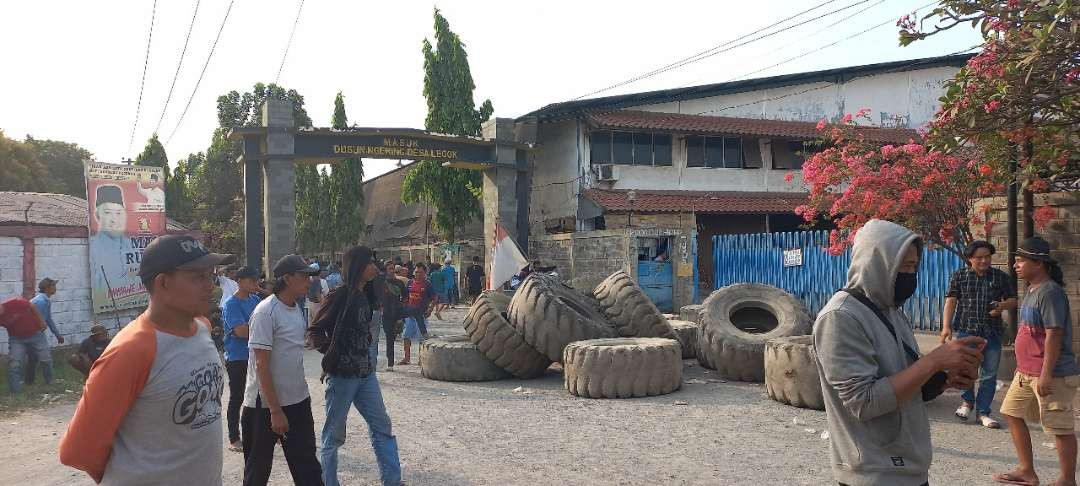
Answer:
[
  {"left": 328, "top": 92, "right": 365, "bottom": 255},
  {"left": 402, "top": 9, "right": 493, "bottom": 241}
]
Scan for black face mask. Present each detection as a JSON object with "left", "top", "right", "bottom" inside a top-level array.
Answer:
[{"left": 894, "top": 272, "right": 918, "bottom": 305}]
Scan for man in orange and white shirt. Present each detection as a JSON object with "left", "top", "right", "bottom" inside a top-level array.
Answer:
[{"left": 59, "top": 234, "right": 235, "bottom": 485}]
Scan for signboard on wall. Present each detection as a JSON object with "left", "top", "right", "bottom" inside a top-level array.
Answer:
[
  {"left": 85, "top": 161, "right": 167, "bottom": 314},
  {"left": 782, "top": 248, "right": 803, "bottom": 267}
]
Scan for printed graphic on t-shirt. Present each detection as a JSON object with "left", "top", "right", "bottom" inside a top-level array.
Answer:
[{"left": 172, "top": 360, "right": 224, "bottom": 429}]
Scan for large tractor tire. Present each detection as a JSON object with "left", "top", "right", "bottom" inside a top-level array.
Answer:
[
  {"left": 764, "top": 335, "right": 825, "bottom": 410},
  {"left": 697, "top": 284, "right": 812, "bottom": 382},
  {"left": 667, "top": 320, "right": 699, "bottom": 359},
  {"left": 593, "top": 271, "right": 676, "bottom": 339},
  {"left": 563, "top": 338, "right": 682, "bottom": 399},
  {"left": 420, "top": 335, "right": 512, "bottom": 382},
  {"left": 507, "top": 274, "right": 617, "bottom": 363},
  {"left": 462, "top": 291, "right": 551, "bottom": 379}
]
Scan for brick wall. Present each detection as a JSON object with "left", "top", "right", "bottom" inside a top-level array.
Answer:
[
  {"left": 973, "top": 191, "right": 1080, "bottom": 352},
  {"left": 533, "top": 230, "right": 630, "bottom": 293},
  {"left": 1, "top": 237, "right": 140, "bottom": 355},
  {"left": 0, "top": 237, "right": 22, "bottom": 301}
]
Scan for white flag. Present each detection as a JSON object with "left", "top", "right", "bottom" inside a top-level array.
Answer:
[{"left": 489, "top": 222, "right": 528, "bottom": 289}]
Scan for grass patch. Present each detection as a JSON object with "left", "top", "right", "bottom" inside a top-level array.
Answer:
[{"left": 0, "top": 347, "right": 85, "bottom": 416}]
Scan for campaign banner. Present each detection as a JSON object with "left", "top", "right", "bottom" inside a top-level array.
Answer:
[{"left": 85, "top": 161, "right": 167, "bottom": 314}]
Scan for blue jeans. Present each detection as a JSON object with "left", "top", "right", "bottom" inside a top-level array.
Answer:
[
  {"left": 320, "top": 373, "right": 401, "bottom": 486},
  {"left": 8, "top": 332, "right": 52, "bottom": 394},
  {"left": 957, "top": 330, "right": 1002, "bottom": 416}
]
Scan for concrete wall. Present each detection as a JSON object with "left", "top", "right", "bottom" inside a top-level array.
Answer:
[
  {"left": 529, "top": 119, "right": 586, "bottom": 235},
  {"left": 634, "top": 65, "right": 958, "bottom": 128},
  {"left": 533, "top": 230, "right": 630, "bottom": 294},
  {"left": 973, "top": 192, "right": 1080, "bottom": 354},
  {"left": 0, "top": 237, "right": 23, "bottom": 302},
  {"left": 1, "top": 236, "right": 140, "bottom": 355}
]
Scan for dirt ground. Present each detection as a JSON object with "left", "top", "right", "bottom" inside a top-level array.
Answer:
[{"left": 1, "top": 306, "right": 1073, "bottom": 485}]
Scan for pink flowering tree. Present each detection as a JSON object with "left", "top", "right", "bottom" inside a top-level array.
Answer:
[
  {"left": 793, "top": 111, "right": 1003, "bottom": 256},
  {"left": 899, "top": 0, "right": 1079, "bottom": 191}
]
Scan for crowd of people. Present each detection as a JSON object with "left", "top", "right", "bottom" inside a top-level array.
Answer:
[
  {"left": 0, "top": 223, "right": 1075, "bottom": 485},
  {"left": 814, "top": 221, "right": 1077, "bottom": 486}
]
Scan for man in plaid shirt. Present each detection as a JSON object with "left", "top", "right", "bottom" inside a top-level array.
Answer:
[{"left": 940, "top": 240, "right": 1017, "bottom": 428}]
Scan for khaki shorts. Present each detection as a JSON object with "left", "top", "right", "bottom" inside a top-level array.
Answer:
[{"left": 1000, "top": 372, "right": 1080, "bottom": 436}]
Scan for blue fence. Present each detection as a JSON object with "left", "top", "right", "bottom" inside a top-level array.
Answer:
[{"left": 713, "top": 230, "right": 964, "bottom": 332}]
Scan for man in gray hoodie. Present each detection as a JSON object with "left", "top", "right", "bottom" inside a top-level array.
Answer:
[{"left": 814, "top": 219, "right": 986, "bottom": 486}]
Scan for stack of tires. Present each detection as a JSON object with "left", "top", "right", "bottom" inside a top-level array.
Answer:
[{"left": 420, "top": 271, "right": 684, "bottom": 399}]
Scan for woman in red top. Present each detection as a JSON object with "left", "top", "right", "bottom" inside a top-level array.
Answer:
[{"left": 397, "top": 264, "right": 435, "bottom": 365}]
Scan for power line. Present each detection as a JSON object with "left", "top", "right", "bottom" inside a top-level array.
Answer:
[
  {"left": 166, "top": 0, "right": 235, "bottom": 147},
  {"left": 127, "top": 0, "right": 158, "bottom": 153},
  {"left": 725, "top": 1, "right": 937, "bottom": 83},
  {"left": 275, "top": 0, "right": 306, "bottom": 84},
  {"left": 572, "top": 0, "right": 872, "bottom": 101},
  {"left": 154, "top": 0, "right": 202, "bottom": 136},
  {"left": 694, "top": 45, "right": 981, "bottom": 117}
]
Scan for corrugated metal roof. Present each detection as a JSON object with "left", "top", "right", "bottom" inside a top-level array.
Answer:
[{"left": 0, "top": 192, "right": 190, "bottom": 231}]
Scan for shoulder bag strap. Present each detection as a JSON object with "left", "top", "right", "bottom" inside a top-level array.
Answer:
[{"left": 841, "top": 288, "right": 920, "bottom": 362}]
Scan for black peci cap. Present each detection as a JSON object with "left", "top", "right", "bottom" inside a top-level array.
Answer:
[
  {"left": 96, "top": 185, "right": 124, "bottom": 207},
  {"left": 138, "top": 235, "right": 237, "bottom": 282}
]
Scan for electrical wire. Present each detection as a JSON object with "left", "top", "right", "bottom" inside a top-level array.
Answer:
[
  {"left": 724, "top": 0, "right": 938, "bottom": 83},
  {"left": 154, "top": 0, "right": 202, "bottom": 136},
  {"left": 166, "top": 0, "right": 235, "bottom": 146},
  {"left": 275, "top": 0, "right": 306, "bottom": 84},
  {"left": 127, "top": 0, "right": 158, "bottom": 153},
  {"left": 571, "top": 0, "right": 871, "bottom": 101}
]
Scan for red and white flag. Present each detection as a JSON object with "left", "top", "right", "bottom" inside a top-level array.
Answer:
[{"left": 489, "top": 221, "right": 528, "bottom": 289}]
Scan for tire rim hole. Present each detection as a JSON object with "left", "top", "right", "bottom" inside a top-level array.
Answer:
[{"left": 730, "top": 305, "right": 779, "bottom": 334}]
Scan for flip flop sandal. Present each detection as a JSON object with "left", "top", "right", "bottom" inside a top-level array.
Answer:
[
  {"left": 979, "top": 415, "right": 1002, "bottom": 429},
  {"left": 992, "top": 472, "right": 1039, "bottom": 485},
  {"left": 955, "top": 403, "right": 973, "bottom": 421}
]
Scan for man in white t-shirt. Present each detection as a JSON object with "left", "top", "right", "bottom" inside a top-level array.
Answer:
[{"left": 241, "top": 254, "right": 322, "bottom": 485}]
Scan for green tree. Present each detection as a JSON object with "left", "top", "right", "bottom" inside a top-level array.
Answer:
[
  {"left": 0, "top": 130, "right": 48, "bottom": 192},
  {"left": 402, "top": 9, "right": 494, "bottom": 241},
  {"left": 294, "top": 164, "right": 322, "bottom": 254},
  {"left": 189, "top": 83, "right": 313, "bottom": 255},
  {"left": 327, "top": 92, "right": 365, "bottom": 254},
  {"left": 24, "top": 136, "right": 94, "bottom": 198}
]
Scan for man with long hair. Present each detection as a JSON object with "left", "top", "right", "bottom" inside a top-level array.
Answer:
[
  {"left": 309, "top": 246, "right": 401, "bottom": 486},
  {"left": 241, "top": 255, "right": 323, "bottom": 485},
  {"left": 995, "top": 237, "right": 1078, "bottom": 486}
]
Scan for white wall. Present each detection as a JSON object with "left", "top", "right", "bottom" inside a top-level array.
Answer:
[
  {"left": 635, "top": 66, "right": 958, "bottom": 128},
  {"left": 530, "top": 119, "right": 585, "bottom": 233},
  {"left": 1, "top": 236, "right": 140, "bottom": 355}
]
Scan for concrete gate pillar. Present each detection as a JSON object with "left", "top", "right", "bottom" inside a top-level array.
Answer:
[
  {"left": 260, "top": 100, "right": 296, "bottom": 276},
  {"left": 481, "top": 118, "right": 530, "bottom": 271}
]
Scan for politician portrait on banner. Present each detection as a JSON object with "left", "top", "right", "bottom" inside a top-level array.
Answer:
[{"left": 84, "top": 161, "right": 167, "bottom": 314}]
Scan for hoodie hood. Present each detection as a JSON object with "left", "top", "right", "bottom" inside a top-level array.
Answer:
[{"left": 845, "top": 219, "right": 922, "bottom": 309}]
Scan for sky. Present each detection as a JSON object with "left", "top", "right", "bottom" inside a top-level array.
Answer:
[{"left": 1, "top": 0, "right": 981, "bottom": 181}]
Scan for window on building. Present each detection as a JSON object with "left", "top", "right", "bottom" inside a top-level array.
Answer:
[
  {"left": 686, "top": 135, "right": 749, "bottom": 168},
  {"left": 772, "top": 140, "right": 823, "bottom": 170},
  {"left": 653, "top": 134, "right": 672, "bottom": 166},
  {"left": 591, "top": 130, "right": 674, "bottom": 166},
  {"left": 612, "top": 131, "right": 634, "bottom": 164},
  {"left": 591, "top": 131, "right": 611, "bottom": 164}
]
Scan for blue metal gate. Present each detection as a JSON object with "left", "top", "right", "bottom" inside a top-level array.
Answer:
[
  {"left": 638, "top": 260, "right": 674, "bottom": 312},
  {"left": 713, "top": 230, "right": 963, "bottom": 332}
]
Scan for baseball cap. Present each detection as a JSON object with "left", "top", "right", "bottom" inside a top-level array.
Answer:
[
  {"left": 138, "top": 235, "right": 237, "bottom": 282},
  {"left": 234, "top": 266, "right": 260, "bottom": 280},
  {"left": 272, "top": 254, "right": 320, "bottom": 279}
]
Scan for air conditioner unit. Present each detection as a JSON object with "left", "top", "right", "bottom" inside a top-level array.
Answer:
[{"left": 595, "top": 164, "right": 619, "bottom": 181}]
